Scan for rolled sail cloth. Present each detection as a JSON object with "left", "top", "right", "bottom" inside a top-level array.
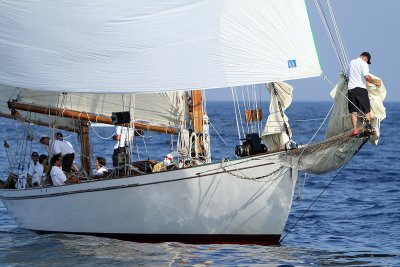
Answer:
[
  {"left": 279, "top": 134, "right": 367, "bottom": 175},
  {"left": 366, "top": 74, "right": 386, "bottom": 145}
]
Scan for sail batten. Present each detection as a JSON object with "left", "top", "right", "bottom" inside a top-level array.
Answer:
[{"left": 0, "top": 0, "right": 321, "bottom": 93}]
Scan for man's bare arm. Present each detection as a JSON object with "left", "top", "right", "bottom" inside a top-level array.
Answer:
[{"left": 365, "top": 75, "right": 382, "bottom": 87}]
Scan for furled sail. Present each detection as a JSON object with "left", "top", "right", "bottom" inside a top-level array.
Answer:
[
  {"left": 365, "top": 74, "right": 386, "bottom": 145},
  {"left": 0, "top": 86, "right": 188, "bottom": 129},
  {"left": 261, "top": 82, "right": 293, "bottom": 151},
  {"left": 279, "top": 134, "right": 367, "bottom": 175},
  {"left": 0, "top": 0, "right": 321, "bottom": 93},
  {"left": 325, "top": 73, "right": 353, "bottom": 138}
]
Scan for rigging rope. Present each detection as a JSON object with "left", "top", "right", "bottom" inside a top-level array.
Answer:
[
  {"left": 295, "top": 172, "right": 307, "bottom": 202},
  {"left": 279, "top": 137, "right": 368, "bottom": 243},
  {"left": 253, "top": 84, "right": 261, "bottom": 136},
  {"left": 314, "top": 0, "right": 347, "bottom": 72},
  {"left": 209, "top": 121, "right": 227, "bottom": 146},
  {"left": 296, "top": 102, "right": 335, "bottom": 159},
  {"left": 231, "top": 87, "right": 243, "bottom": 143},
  {"left": 177, "top": 129, "right": 190, "bottom": 157},
  {"left": 322, "top": 73, "right": 367, "bottom": 118},
  {"left": 241, "top": 87, "right": 250, "bottom": 134},
  {"left": 326, "top": 0, "right": 349, "bottom": 71}
]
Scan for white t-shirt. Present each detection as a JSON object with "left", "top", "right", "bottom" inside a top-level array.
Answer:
[
  {"left": 64, "top": 140, "right": 74, "bottom": 150},
  {"left": 50, "top": 166, "right": 67, "bottom": 186},
  {"left": 113, "top": 126, "right": 134, "bottom": 149},
  {"left": 50, "top": 139, "right": 75, "bottom": 156},
  {"left": 27, "top": 161, "right": 44, "bottom": 185},
  {"left": 347, "top": 57, "right": 370, "bottom": 89},
  {"left": 92, "top": 166, "right": 108, "bottom": 176}
]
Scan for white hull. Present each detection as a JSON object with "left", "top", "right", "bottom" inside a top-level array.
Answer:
[{"left": 0, "top": 152, "right": 298, "bottom": 244}]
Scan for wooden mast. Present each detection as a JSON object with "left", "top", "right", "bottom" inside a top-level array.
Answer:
[
  {"left": 80, "top": 121, "right": 91, "bottom": 176},
  {"left": 191, "top": 90, "right": 205, "bottom": 158},
  {"left": 191, "top": 90, "right": 203, "bottom": 133}
]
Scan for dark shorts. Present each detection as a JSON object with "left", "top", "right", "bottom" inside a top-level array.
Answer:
[
  {"left": 112, "top": 147, "right": 130, "bottom": 167},
  {"left": 348, "top": 87, "right": 371, "bottom": 113},
  {"left": 62, "top": 153, "right": 75, "bottom": 173}
]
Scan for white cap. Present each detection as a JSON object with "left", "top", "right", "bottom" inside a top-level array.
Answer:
[{"left": 39, "top": 135, "right": 49, "bottom": 142}]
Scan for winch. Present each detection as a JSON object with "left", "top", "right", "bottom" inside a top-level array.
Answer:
[{"left": 235, "top": 133, "right": 267, "bottom": 157}]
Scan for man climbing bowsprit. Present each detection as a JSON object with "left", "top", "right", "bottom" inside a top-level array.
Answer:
[{"left": 347, "top": 52, "right": 381, "bottom": 136}]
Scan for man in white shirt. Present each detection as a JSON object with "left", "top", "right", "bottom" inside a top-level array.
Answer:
[
  {"left": 55, "top": 132, "right": 74, "bottom": 149},
  {"left": 40, "top": 135, "right": 75, "bottom": 173},
  {"left": 27, "top": 151, "right": 44, "bottom": 187},
  {"left": 49, "top": 154, "right": 67, "bottom": 186},
  {"left": 92, "top": 156, "right": 108, "bottom": 177},
  {"left": 112, "top": 126, "right": 134, "bottom": 167},
  {"left": 347, "top": 52, "right": 381, "bottom": 135}
]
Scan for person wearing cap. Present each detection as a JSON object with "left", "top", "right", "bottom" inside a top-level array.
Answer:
[
  {"left": 55, "top": 132, "right": 74, "bottom": 150},
  {"left": 347, "top": 52, "right": 382, "bottom": 136},
  {"left": 40, "top": 135, "right": 75, "bottom": 173}
]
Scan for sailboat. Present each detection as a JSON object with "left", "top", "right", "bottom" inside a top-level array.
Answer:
[{"left": 0, "top": 1, "right": 386, "bottom": 245}]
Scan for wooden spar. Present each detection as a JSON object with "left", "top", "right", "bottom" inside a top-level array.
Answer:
[
  {"left": 0, "top": 111, "right": 15, "bottom": 120},
  {"left": 80, "top": 121, "right": 91, "bottom": 176},
  {"left": 7, "top": 101, "right": 177, "bottom": 135},
  {"left": 192, "top": 90, "right": 203, "bottom": 133},
  {"left": 1, "top": 110, "right": 78, "bottom": 132}
]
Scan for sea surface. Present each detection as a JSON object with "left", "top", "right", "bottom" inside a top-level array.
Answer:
[{"left": 0, "top": 101, "right": 398, "bottom": 266}]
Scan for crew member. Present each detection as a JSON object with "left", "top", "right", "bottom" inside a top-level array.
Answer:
[
  {"left": 40, "top": 135, "right": 75, "bottom": 173},
  {"left": 49, "top": 154, "right": 67, "bottom": 186},
  {"left": 112, "top": 126, "right": 134, "bottom": 167},
  {"left": 347, "top": 52, "right": 381, "bottom": 135}
]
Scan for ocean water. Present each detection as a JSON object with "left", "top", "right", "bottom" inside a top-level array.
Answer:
[{"left": 0, "top": 101, "right": 399, "bottom": 266}]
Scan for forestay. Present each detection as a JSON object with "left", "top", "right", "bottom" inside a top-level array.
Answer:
[{"left": 0, "top": 0, "right": 321, "bottom": 93}]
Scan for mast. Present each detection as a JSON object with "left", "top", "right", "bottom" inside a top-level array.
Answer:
[
  {"left": 80, "top": 121, "right": 91, "bottom": 176},
  {"left": 192, "top": 90, "right": 203, "bottom": 133},
  {"left": 190, "top": 90, "right": 211, "bottom": 163}
]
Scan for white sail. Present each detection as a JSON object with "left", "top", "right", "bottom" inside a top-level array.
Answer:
[
  {"left": 0, "top": 0, "right": 321, "bottom": 93},
  {"left": 0, "top": 86, "right": 188, "bottom": 127},
  {"left": 326, "top": 73, "right": 353, "bottom": 138},
  {"left": 366, "top": 75, "right": 386, "bottom": 144},
  {"left": 262, "top": 82, "right": 293, "bottom": 151}
]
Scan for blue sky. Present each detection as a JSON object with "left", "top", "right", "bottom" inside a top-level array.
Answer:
[{"left": 208, "top": 0, "right": 399, "bottom": 102}]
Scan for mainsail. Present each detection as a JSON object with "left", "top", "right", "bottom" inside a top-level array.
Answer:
[{"left": 0, "top": 0, "right": 321, "bottom": 93}]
